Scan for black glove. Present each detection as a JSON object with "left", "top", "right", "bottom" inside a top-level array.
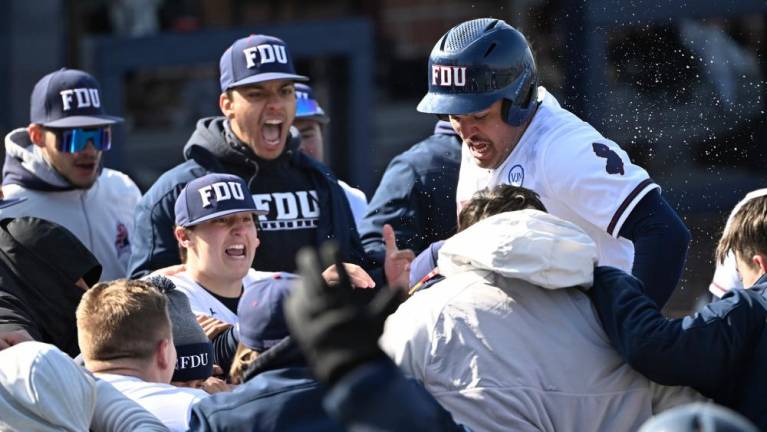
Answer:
[{"left": 284, "top": 242, "right": 406, "bottom": 385}]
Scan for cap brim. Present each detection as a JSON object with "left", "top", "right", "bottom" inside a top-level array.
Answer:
[
  {"left": 184, "top": 208, "right": 268, "bottom": 227},
  {"left": 43, "top": 115, "right": 124, "bottom": 128},
  {"left": 416, "top": 91, "right": 502, "bottom": 116},
  {"left": 228, "top": 72, "right": 309, "bottom": 90},
  {"left": 295, "top": 113, "right": 330, "bottom": 124}
]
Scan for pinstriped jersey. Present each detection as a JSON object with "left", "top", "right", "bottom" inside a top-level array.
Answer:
[{"left": 456, "top": 87, "right": 659, "bottom": 271}]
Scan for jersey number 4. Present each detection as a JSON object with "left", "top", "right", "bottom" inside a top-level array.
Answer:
[{"left": 592, "top": 143, "right": 625, "bottom": 175}]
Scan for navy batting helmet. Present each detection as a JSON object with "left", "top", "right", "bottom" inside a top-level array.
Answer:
[
  {"left": 417, "top": 18, "right": 538, "bottom": 127},
  {"left": 638, "top": 403, "right": 758, "bottom": 432}
]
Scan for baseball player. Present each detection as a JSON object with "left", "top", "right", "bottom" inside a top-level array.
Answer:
[
  {"left": 293, "top": 83, "right": 368, "bottom": 225},
  {"left": 0, "top": 68, "right": 140, "bottom": 281},
  {"left": 417, "top": 18, "right": 690, "bottom": 307},
  {"left": 709, "top": 188, "right": 767, "bottom": 298}
]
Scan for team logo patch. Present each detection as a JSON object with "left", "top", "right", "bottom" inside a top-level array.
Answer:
[
  {"left": 115, "top": 222, "right": 130, "bottom": 256},
  {"left": 592, "top": 143, "right": 624, "bottom": 175},
  {"left": 507, "top": 164, "right": 525, "bottom": 186},
  {"left": 243, "top": 44, "right": 288, "bottom": 68},
  {"left": 431, "top": 65, "right": 467, "bottom": 87}
]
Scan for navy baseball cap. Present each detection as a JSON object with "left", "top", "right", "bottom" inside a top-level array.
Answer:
[
  {"left": 30, "top": 68, "right": 123, "bottom": 128},
  {"left": 237, "top": 275, "right": 295, "bottom": 352},
  {"left": 174, "top": 173, "right": 266, "bottom": 228},
  {"left": 295, "top": 83, "right": 329, "bottom": 124},
  {"left": 219, "top": 34, "right": 308, "bottom": 92}
]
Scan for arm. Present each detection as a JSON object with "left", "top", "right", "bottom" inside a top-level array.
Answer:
[
  {"left": 128, "top": 187, "right": 183, "bottom": 278},
  {"left": 590, "top": 266, "right": 764, "bottom": 398},
  {"left": 358, "top": 157, "right": 422, "bottom": 266},
  {"left": 618, "top": 190, "right": 691, "bottom": 307}
]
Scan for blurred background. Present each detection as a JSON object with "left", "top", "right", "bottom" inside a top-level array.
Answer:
[{"left": 0, "top": 0, "right": 765, "bottom": 315}]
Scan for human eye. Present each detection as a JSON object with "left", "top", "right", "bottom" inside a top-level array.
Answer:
[{"left": 281, "top": 86, "right": 295, "bottom": 97}]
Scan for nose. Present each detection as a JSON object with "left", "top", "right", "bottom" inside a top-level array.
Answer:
[
  {"left": 451, "top": 116, "right": 477, "bottom": 139},
  {"left": 77, "top": 141, "right": 99, "bottom": 156}
]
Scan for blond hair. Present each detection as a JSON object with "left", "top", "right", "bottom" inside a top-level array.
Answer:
[{"left": 76, "top": 279, "right": 171, "bottom": 362}]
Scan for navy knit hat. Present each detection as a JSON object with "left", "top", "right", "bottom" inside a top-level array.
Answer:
[
  {"left": 219, "top": 34, "right": 308, "bottom": 92},
  {"left": 145, "top": 276, "right": 213, "bottom": 382}
]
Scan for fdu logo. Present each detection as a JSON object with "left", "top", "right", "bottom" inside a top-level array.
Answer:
[{"left": 507, "top": 164, "right": 524, "bottom": 186}]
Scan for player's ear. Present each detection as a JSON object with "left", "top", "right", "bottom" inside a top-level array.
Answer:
[
  {"left": 174, "top": 226, "right": 193, "bottom": 247},
  {"left": 219, "top": 91, "right": 235, "bottom": 119},
  {"left": 27, "top": 124, "right": 46, "bottom": 147},
  {"left": 751, "top": 254, "right": 767, "bottom": 275}
]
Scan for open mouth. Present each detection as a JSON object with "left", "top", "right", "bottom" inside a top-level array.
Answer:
[
  {"left": 73, "top": 161, "right": 97, "bottom": 172},
  {"left": 467, "top": 140, "right": 491, "bottom": 158},
  {"left": 224, "top": 244, "right": 247, "bottom": 259},
  {"left": 262, "top": 119, "right": 283, "bottom": 148}
]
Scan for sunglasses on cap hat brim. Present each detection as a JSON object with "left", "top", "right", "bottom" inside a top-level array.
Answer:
[{"left": 48, "top": 127, "right": 112, "bottom": 154}]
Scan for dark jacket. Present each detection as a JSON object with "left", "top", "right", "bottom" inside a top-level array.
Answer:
[
  {"left": 590, "top": 266, "right": 767, "bottom": 430},
  {"left": 128, "top": 117, "right": 367, "bottom": 277},
  {"left": 359, "top": 121, "right": 461, "bottom": 265},
  {"left": 0, "top": 217, "right": 101, "bottom": 357},
  {"left": 189, "top": 338, "right": 345, "bottom": 432},
  {"left": 324, "top": 357, "right": 469, "bottom": 432}
]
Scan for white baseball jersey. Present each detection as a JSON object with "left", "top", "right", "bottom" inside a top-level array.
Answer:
[
  {"left": 169, "top": 269, "right": 277, "bottom": 324},
  {"left": 457, "top": 87, "right": 659, "bottom": 271},
  {"left": 709, "top": 188, "right": 767, "bottom": 297},
  {"left": 96, "top": 373, "right": 207, "bottom": 432}
]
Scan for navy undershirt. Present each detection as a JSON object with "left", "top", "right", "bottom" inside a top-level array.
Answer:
[{"left": 618, "top": 189, "right": 691, "bottom": 308}]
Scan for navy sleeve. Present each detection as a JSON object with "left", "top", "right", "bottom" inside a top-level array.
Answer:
[
  {"left": 618, "top": 189, "right": 690, "bottom": 307},
  {"left": 211, "top": 326, "right": 238, "bottom": 380},
  {"left": 323, "top": 357, "right": 469, "bottom": 432},
  {"left": 589, "top": 266, "right": 763, "bottom": 401},
  {"left": 358, "top": 156, "right": 422, "bottom": 267},
  {"left": 128, "top": 186, "right": 184, "bottom": 278}
]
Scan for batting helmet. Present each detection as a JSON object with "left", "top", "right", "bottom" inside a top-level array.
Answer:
[
  {"left": 417, "top": 18, "right": 538, "bottom": 127},
  {"left": 638, "top": 403, "right": 758, "bottom": 432}
]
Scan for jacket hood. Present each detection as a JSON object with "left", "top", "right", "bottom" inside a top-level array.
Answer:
[
  {"left": 182, "top": 117, "right": 301, "bottom": 172},
  {"left": 2, "top": 128, "right": 76, "bottom": 191},
  {"left": 438, "top": 210, "right": 597, "bottom": 289},
  {"left": 0, "top": 341, "right": 96, "bottom": 432}
]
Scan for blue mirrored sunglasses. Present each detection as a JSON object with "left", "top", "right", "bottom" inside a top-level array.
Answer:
[{"left": 56, "top": 127, "right": 111, "bottom": 153}]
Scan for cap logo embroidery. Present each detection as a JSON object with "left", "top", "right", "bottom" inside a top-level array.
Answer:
[
  {"left": 243, "top": 44, "right": 288, "bottom": 68},
  {"left": 432, "top": 65, "right": 466, "bottom": 87},
  {"left": 198, "top": 181, "right": 246, "bottom": 207},
  {"left": 60, "top": 88, "right": 101, "bottom": 111}
]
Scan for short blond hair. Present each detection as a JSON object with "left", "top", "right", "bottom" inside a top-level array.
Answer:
[
  {"left": 76, "top": 279, "right": 171, "bottom": 362},
  {"left": 716, "top": 195, "right": 767, "bottom": 269}
]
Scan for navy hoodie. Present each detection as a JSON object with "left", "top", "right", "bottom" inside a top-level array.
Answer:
[{"left": 128, "top": 117, "right": 367, "bottom": 277}]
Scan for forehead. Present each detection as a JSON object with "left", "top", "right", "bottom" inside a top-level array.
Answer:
[
  {"left": 235, "top": 79, "right": 295, "bottom": 92},
  {"left": 294, "top": 118, "right": 321, "bottom": 130}
]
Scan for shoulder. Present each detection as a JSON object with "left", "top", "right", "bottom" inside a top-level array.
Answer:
[
  {"left": 140, "top": 161, "right": 205, "bottom": 205},
  {"left": 98, "top": 169, "right": 141, "bottom": 196}
]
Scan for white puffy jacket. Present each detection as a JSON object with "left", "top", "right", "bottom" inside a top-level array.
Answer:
[{"left": 380, "top": 210, "right": 701, "bottom": 432}]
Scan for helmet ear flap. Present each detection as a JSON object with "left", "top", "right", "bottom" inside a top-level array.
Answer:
[{"left": 502, "top": 83, "right": 538, "bottom": 127}]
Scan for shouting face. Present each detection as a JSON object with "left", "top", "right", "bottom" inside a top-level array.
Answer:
[{"left": 220, "top": 80, "right": 297, "bottom": 160}]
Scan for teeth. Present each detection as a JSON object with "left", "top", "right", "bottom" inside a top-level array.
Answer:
[
  {"left": 265, "top": 120, "right": 282, "bottom": 125},
  {"left": 228, "top": 244, "right": 245, "bottom": 250}
]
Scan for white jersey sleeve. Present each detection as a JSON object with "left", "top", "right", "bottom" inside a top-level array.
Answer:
[{"left": 538, "top": 136, "right": 658, "bottom": 237}]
